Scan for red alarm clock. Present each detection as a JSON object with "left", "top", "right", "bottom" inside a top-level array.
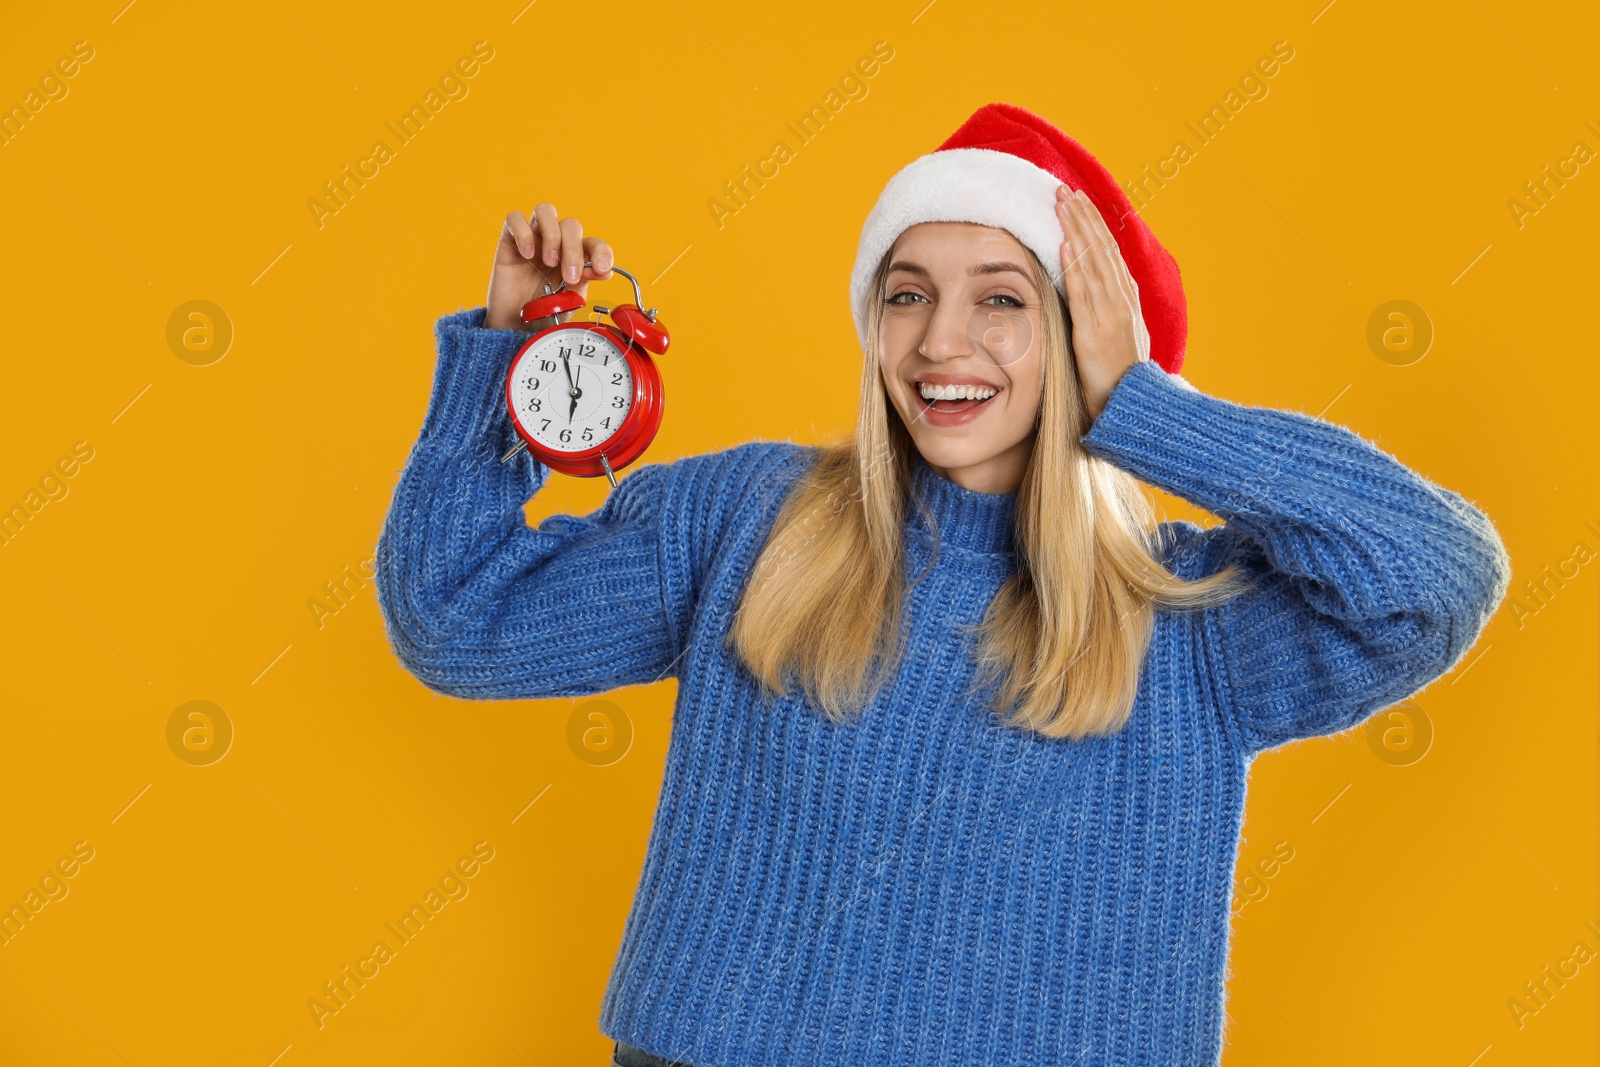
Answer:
[{"left": 498, "top": 264, "right": 670, "bottom": 488}]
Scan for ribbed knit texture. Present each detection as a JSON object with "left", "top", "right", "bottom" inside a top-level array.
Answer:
[{"left": 376, "top": 306, "right": 1512, "bottom": 1067}]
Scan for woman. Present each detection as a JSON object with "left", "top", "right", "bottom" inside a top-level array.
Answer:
[{"left": 375, "top": 103, "right": 1510, "bottom": 1066}]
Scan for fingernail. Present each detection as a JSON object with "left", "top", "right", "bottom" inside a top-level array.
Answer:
[
  {"left": 565, "top": 266, "right": 578, "bottom": 282},
  {"left": 546, "top": 250, "right": 559, "bottom": 265}
]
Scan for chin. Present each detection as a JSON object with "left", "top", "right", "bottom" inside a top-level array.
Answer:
[{"left": 905, "top": 433, "right": 993, "bottom": 470}]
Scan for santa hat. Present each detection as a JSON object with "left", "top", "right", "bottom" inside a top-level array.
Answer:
[{"left": 849, "top": 102, "right": 1188, "bottom": 374}]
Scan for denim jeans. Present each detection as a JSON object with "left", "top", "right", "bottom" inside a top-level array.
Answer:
[{"left": 612, "top": 1039, "right": 693, "bottom": 1067}]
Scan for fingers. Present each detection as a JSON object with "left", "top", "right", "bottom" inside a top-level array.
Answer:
[
  {"left": 1056, "top": 190, "right": 1100, "bottom": 321},
  {"left": 1086, "top": 200, "right": 1139, "bottom": 311},
  {"left": 1066, "top": 187, "right": 1139, "bottom": 311},
  {"left": 532, "top": 202, "right": 561, "bottom": 267},
  {"left": 1063, "top": 188, "right": 1115, "bottom": 295},
  {"left": 582, "top": 236, "right": 614, "bottom": 280},
  {"left": 1059, "top": 188, "right": 1147, "bottom": 338},
  {"left": 504, "top": 210, "right": 536, "bottom": 259},
  {"left": 512, "top": 202, "right": 616, "bottom": 289},
  {"left": 558, "top": 217, "right": 584, "bottom": 286}
]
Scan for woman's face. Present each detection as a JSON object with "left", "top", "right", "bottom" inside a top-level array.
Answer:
[{"left": 877, "top": 222, "right": 1047, "bottom": 495}]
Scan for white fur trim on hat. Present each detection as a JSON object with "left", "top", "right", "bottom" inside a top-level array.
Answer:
[{"left": 849, "top": 147, "right": 1068, "bottom": 352}]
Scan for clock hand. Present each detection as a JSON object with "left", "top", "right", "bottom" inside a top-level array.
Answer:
[{"left": 562, "top": 351, "right": 579, "bottom": 422}]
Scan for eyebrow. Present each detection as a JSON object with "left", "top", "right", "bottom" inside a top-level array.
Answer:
[{"left": 886, "top": 260, "right": 1033, "bottom": 279}]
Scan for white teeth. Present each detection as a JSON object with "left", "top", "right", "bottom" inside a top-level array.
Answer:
[{"left": 918, "top": 381, "right": 998, "bottom": 401}]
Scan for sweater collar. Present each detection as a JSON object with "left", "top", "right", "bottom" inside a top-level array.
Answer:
[{"left": 907, "top": 452, "right": 1017, "bottom": 556}]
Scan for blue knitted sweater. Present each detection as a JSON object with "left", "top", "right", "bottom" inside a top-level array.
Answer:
[{"left": 376, "top": 306, "right": 1510, "bottom": 1067}]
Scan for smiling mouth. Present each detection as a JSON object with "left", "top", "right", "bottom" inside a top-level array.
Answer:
[{"left": 914, "top": 381, "right": 1001, "bottom": 415}]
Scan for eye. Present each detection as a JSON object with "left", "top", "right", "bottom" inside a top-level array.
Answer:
[
  {"left": 886, "top": 290, "right": 928, "bottom": 306},
  {"left": 983, "top": 294, "right": 1025, "bottom": 308}
]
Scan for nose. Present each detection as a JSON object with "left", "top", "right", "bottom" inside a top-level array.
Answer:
[{"left": 917, "top": 298, "right": 973, "bottom": 361}]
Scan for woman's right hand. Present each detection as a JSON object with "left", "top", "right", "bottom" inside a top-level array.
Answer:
[{"left": 484, "top": 202, "right": 614, "bottom": 331}]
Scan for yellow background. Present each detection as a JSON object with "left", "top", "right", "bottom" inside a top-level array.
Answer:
[{"left": 1, "top": 1, "right": 1594, "bottom": 1064}]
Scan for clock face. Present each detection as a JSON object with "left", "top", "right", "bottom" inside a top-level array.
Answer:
[{"left": 509, "top": 330, "right": 634, "bottom": 453}]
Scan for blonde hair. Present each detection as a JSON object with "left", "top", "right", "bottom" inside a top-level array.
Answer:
[{"left": 727, "top": 247, "right": 1250, "bottom": 739}]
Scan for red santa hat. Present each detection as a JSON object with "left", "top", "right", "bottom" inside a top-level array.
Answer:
[{"left": 849, "top": 102, "right": 1188, "bottom": 374}]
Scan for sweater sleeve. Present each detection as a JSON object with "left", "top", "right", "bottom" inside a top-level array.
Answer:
[
  {"left": 374, "top": 305, "right": 690, "bottom": 700},
  {"left": 1080, "top": 360, "right": 1512, "bottom": 755}
]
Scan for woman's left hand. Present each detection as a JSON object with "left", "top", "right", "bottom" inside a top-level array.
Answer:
[{"left": 1056, "top": 185, "right": 1151, "bottom": 424}]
